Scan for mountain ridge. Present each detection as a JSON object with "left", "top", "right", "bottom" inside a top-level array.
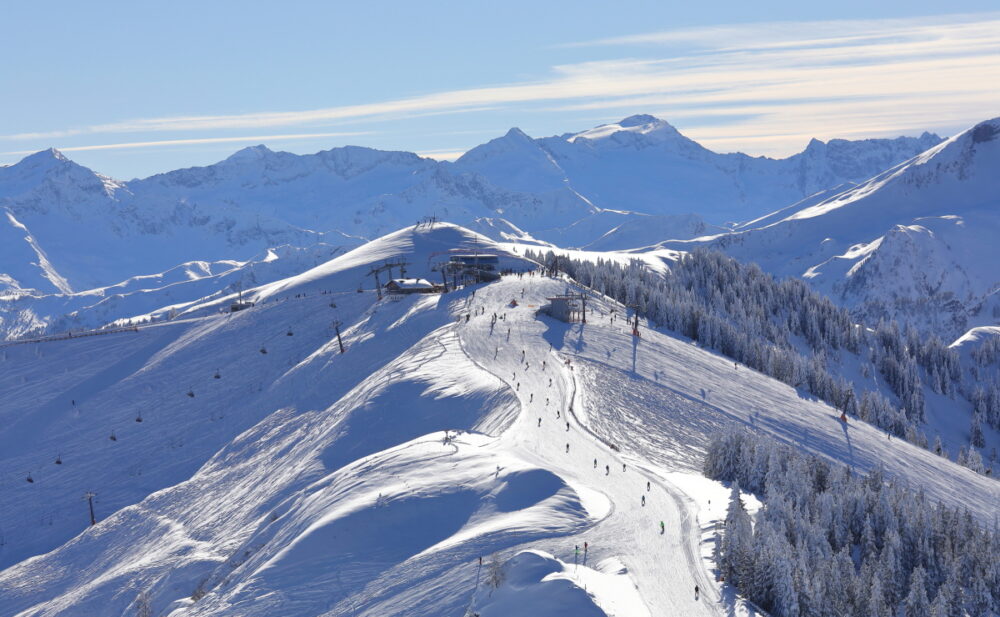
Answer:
[{"left": 0, "top": 115, "right": 955, "bottom": 341}]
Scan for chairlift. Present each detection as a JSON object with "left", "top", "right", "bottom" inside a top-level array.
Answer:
[
  {"left": 187, "top": 389, "right": 195, "bottom": 398},
  {"left": 286, "top": 328, "right": 294, "bottom": 336},
  {"left": 110, "top": 430, "right": 117, "bottom": 441},
  {"left": 260, "top": 346, "right": 268, "bottom": 354},
  {"left": 26, "top": 473, "right": 33, "bottom": 483},
  {"left": 214, "top": 369, "right": 221, "bottom": 379},
  {"left": 55, "top": 454, "right": 62, "bottom": 465},
  {"left": 135, "top": 413, "right": 143, "bottom": 423}
]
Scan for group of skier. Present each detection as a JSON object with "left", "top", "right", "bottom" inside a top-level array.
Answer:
[{"left": 481, "top": 283, "right": 705, "bottom": 606}]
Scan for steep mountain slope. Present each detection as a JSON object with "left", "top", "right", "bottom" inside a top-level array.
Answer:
[
  {"left": 664, "top": 117, "right": 1000, "bottom": 339},
  {"left": 0, "top": 243, "right": 354, "bottom": 340},
  {"left": 0, "top": 149, "right": 341, "bottom": 294},
  {"left": 1, "top": 223, "right": 995, "bottom": 617}
]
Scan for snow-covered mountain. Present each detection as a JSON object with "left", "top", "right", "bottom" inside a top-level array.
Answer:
[
  {"left": 0, "top": 149, "right": 350, "bottom": 295},
  {"left": 663, "top": 117, "right": 1000, "bottom": 339},
  {"left": 0, "top": 116, "right": 939, "bottom": 293},
  {"left": 455, "top": 114, "right": 942, "bottom": 225},
  {"left": 2, "top": 223, "right": 995, "bottom": 617},
  {"left": 0, "top": 116, "right": 944, "bottom": 341},
  {"left": 0, "top": 243, "right": 354, "bottom": 340}
]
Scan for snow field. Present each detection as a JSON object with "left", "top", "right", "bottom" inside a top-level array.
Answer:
[{"left": 1, "top": 222, "right": 996, "bottom": 617}]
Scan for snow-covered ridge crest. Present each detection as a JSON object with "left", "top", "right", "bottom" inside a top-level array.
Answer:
[{"left": 568, "top": 114, "right": 684, "bottom": 143}]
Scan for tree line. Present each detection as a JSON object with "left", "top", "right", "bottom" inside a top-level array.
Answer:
[
  {"left": 525, "top": 248, "right": 997, "bottom": 475},
  {"left": 704, "top": 430, "right": 999, "bottom": 617}
]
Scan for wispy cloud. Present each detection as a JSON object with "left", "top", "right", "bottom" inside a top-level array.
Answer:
[
  {"left": 0, "top": 132, "right": 371, "bottom": 156},
  {"left": 6, "top": 13, "right": 999, "bottom": 156},
  {"left": 559, "top": 12, "right": 1000, "bottom": 50}
]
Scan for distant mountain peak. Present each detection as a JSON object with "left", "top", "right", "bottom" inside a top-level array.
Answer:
[
  {"left": 40, "top": 147, "right": 67, "bottom": 160},
  {"left": 569, "top": 114, "right": 683, "bottom": 145},
  {"left": 618, "top": 114, "right": 664, "bottom": 127},
  {"left": 225, "top": 144, "right": 276, "bottom": 162},
  {"left": 454, "top": 126, "right": 549, "bottom": 168},
  {"left": 503, "top": 127, "right": 532, "bottom": 140},
  {"left": 18, "top": 147, "right": 70, "bottom": 168},
  {"left": 1, "top": 148, "right": 102, "bottom": 189}
]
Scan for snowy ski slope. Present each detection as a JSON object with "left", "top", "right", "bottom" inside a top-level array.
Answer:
[{"left": 1, "top": 224, "right": 996, "bottom": 617}]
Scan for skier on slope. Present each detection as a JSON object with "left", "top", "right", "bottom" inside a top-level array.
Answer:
[
  {"left": 538, "top": 417, "right": 542, "bottom": 427},
  {"left": 695, "top": 584, "right": 700, "bottom": 600},
  {"left": 660, "top": 521, "right": 665, "bottom": 534},
  {"left": 641, "top": 495, "right": 646, "bottom": 507}
]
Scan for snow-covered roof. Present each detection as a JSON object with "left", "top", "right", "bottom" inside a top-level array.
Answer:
[{"left": 386, "top": 278, "right": 435, "bottom": 289}]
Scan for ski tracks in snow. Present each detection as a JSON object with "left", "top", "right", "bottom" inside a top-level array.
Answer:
[{"left": 454, "top": 277, "right": 722, "bottom": 617}]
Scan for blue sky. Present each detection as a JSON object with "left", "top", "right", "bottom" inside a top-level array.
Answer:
[{"left": 2, "top": 1, "right": 999, "bottom": 178}]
